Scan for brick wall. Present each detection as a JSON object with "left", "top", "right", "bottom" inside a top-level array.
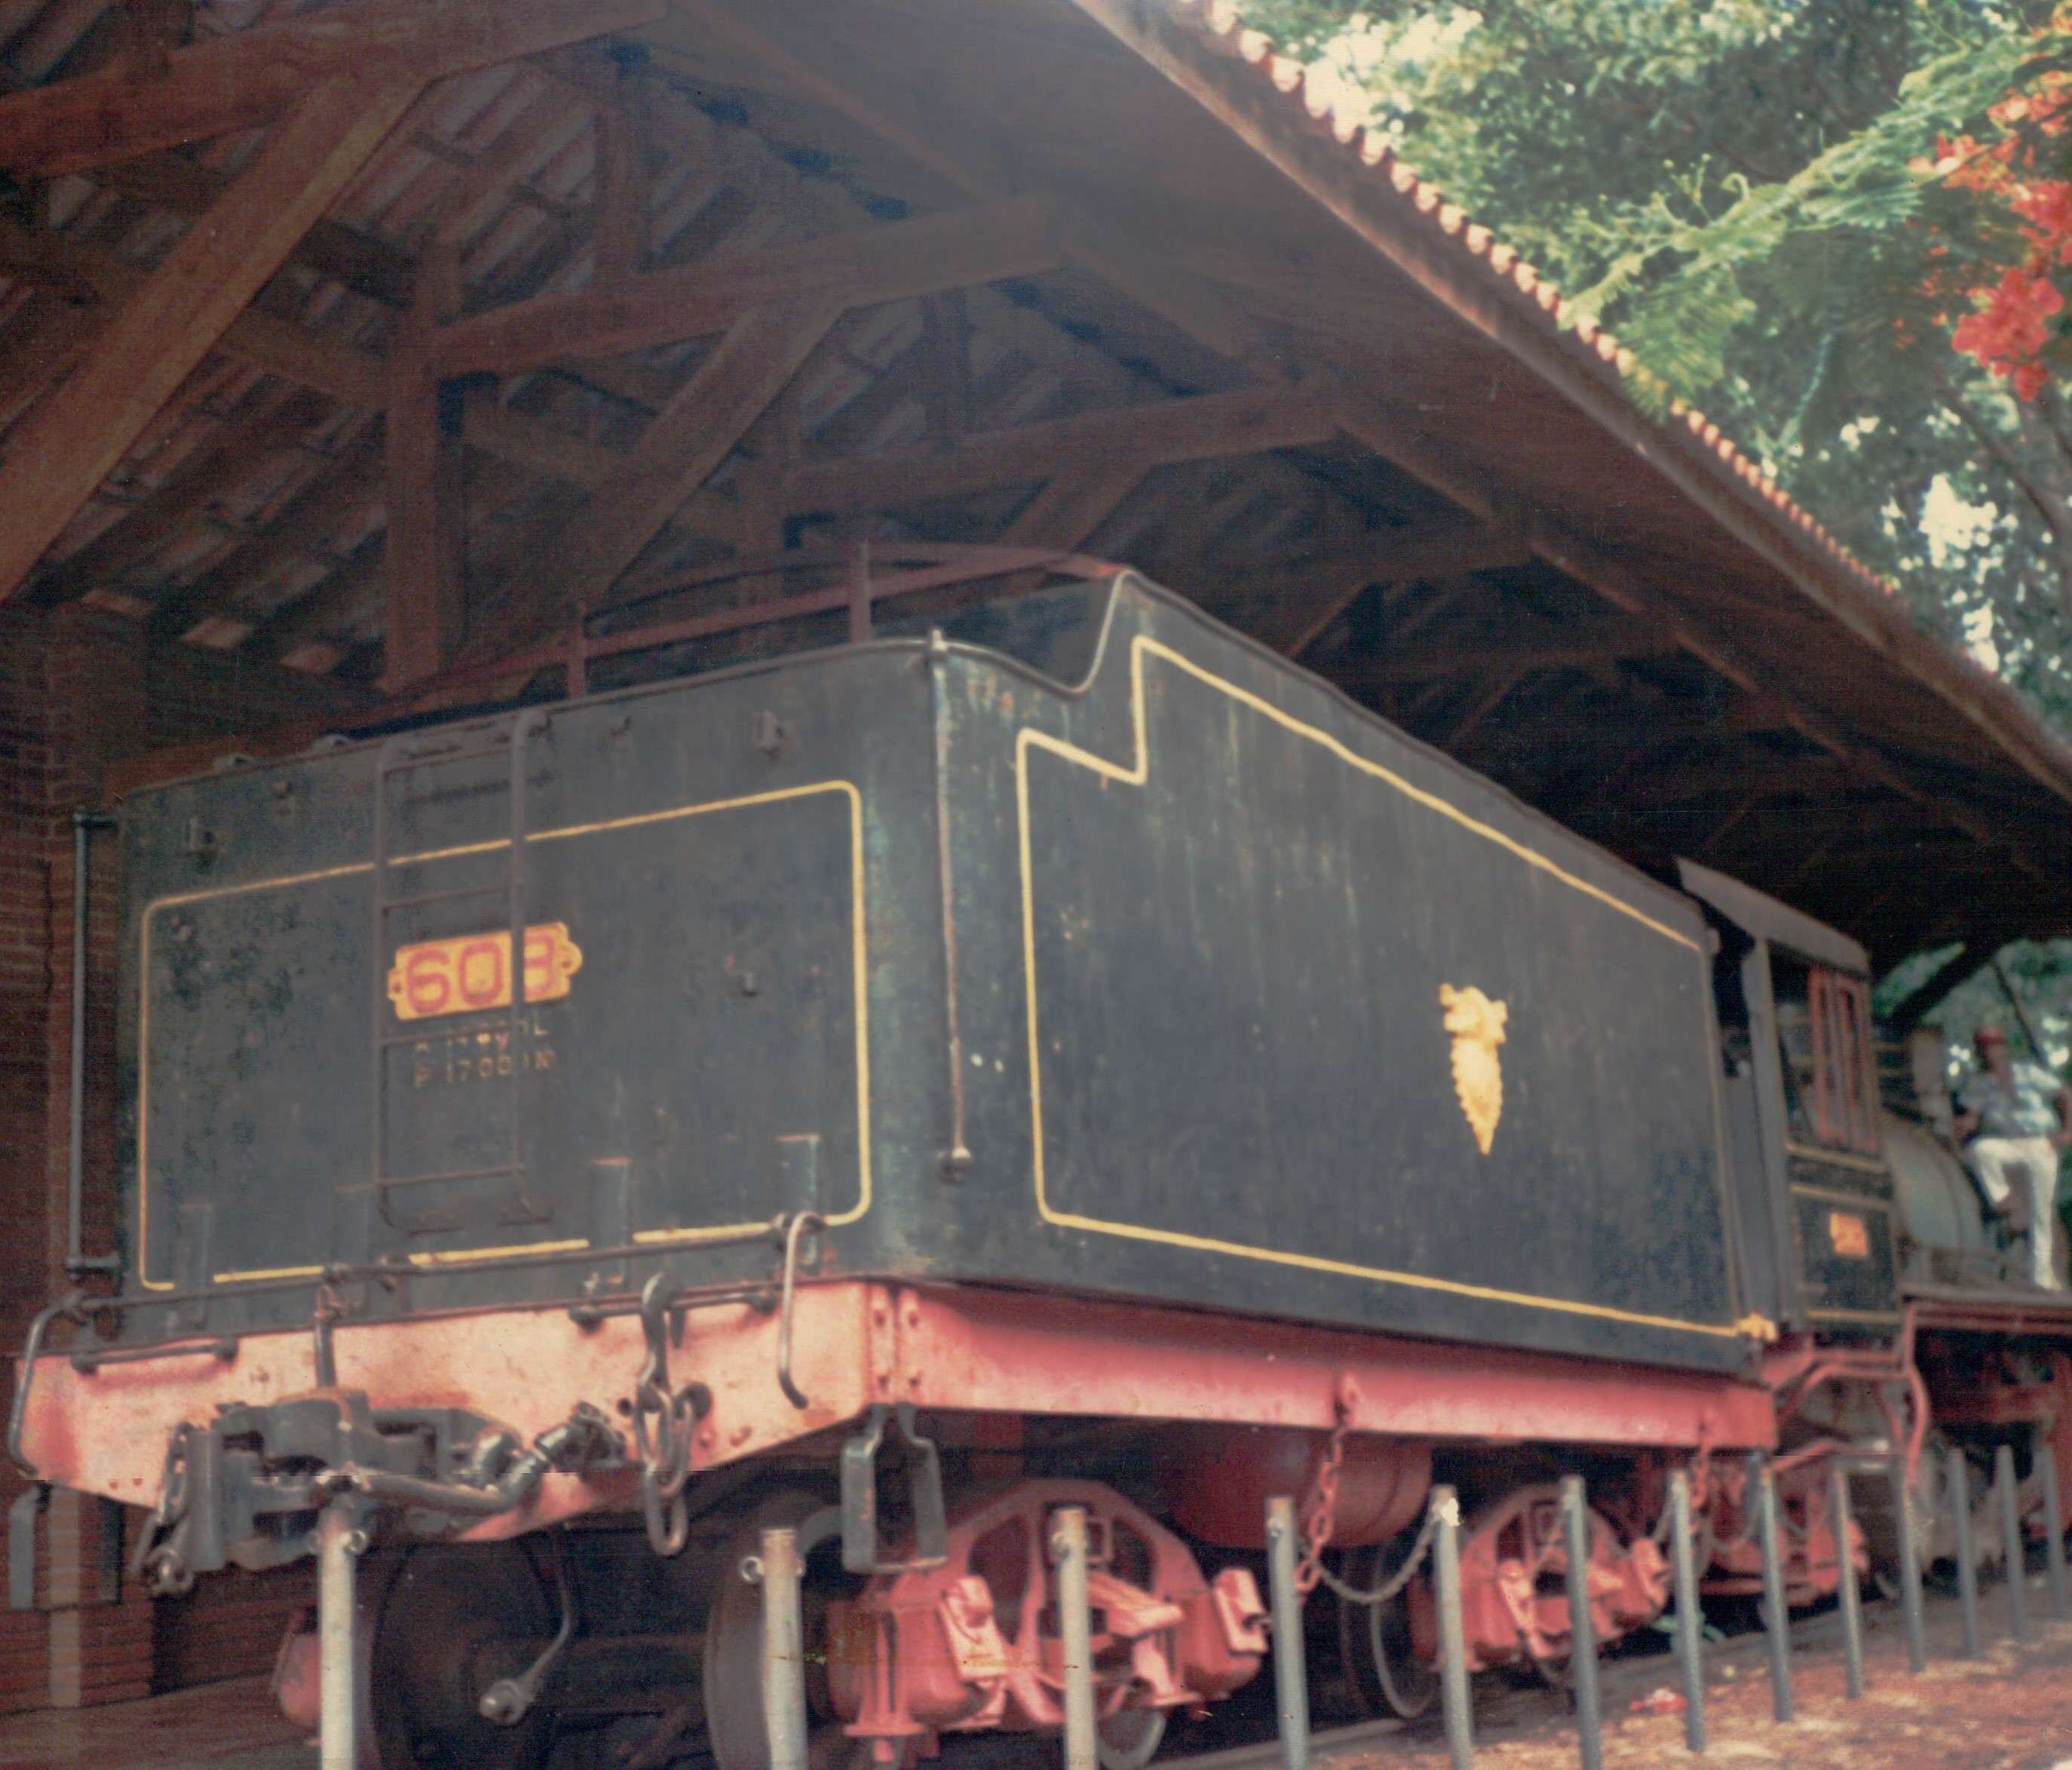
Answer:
[{"left": 0, "top": 614, "right": 363, "bottom": 1712}]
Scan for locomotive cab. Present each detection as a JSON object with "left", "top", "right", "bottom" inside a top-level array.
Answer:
[{"left": 1677, "top": 859, "right": 1901, "bottom": 1337}]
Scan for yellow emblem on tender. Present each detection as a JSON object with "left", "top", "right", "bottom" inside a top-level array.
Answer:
[
  {"left": 388, "top": 922, "right": 583, "bottom": 1022},
  {"left": 1439, "top": 983, "right": 1508, "bottom": 1156}
]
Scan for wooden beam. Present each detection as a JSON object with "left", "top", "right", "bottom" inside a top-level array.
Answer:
[
  {"left": 1329, "top": 376, "right": 2054, "bottom": 882},
  {"left": 246, "top": 539, "right": 385, "bottom": 669},
  {"left": 383, "top": 253, "right": 466, "bottom": 690},
  {"left": 0, "top": 74, "right": 421, "bottom": 604},
  {"left": 787, "top": 382, "right": 1336, "bottom": 516},
  {"left": 28, "top": 383, "right": 327, "bottom": 607},
  {"left": 1433, "top": 666, "right": 1529, "bottom": 749},
  {"left": 0, "top": 212, "right": 388, "bottom": 406},
  {"left": 1237, "top": 519, "right": 1532, "bottom": 655},
  {"left": 1525, "top": 522, "right": 2048, "bottom": 882},
  {"left": 0, "top": 0, "right": 664, "bottom": 176},
  {"left": 592, "top": 99, "right": 647, "bottom": 283},
  {"left": 97, "top": 152, "right": 415, "bottom": 303},
  {"left": 463, "top": 299, "right": 841, "bottom": 660},
  {"left": 428, "top": 195, "right": 1063, "bottom": 378},
  {"left": 661, "top": 0, "right": 1260, "bottom": 363},
  {"left": 1334, "top": 629, "right": 1678, "bottom": 690},
  {"left": 918, "top": 292, "right": 970, "bottom": 448},
  {"left": 1002, "top": 460, "right": 1147, "bottom": 550},
  {"left": 147, "top": 428, "right": 385, "bottom": 639}
]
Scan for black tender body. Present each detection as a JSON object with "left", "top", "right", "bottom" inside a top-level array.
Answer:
[{"left": 117, "top": 575, "right": 1749, "bottom": 1371}]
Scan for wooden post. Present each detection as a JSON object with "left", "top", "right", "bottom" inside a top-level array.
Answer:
[{"left": 382, "top": 243, "right": 466, "bottom": 691}]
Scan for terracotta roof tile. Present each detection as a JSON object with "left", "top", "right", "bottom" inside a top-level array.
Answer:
[{"left": 1166, "top": 0, "right": 1912, "bottom": 602}]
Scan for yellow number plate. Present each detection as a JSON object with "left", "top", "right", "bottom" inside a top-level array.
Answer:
[
  {"left": 1827, "top": 1210, "right": 1871, "bottom": 1261},
  {"left": 387, "top": 922, "right": 584, "bottom": 1023}
]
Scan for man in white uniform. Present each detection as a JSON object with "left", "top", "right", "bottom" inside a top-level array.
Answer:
[{"left": 1954, "top": 1024, "right": 2071, "bottom": 1289}]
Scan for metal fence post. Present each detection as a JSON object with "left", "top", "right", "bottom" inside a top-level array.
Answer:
[
  {"left": 2043, "top": 1449, "right": 2070, "bottom": 1622},
  {"left": 1051, "top": 1506, "right": 1098, "bottom": 1770},
  {"left": 1558, "top": 1478, "right": 1603, "bottom": 1770},
  {"left": 753, "top": 1526, "right": 810, "bottom": 1770},
  {"left": 1265, "top": 1496, "right": 1310, "bottom": 1770},
  {"left": 317, "top": 1504, "right": 363, "bottom": 1770},
  {"left": 1890, "top": 1456, "right": 1927, "bottom": 1674},
  {"left": 1669, "top": 1470, "right": 1706, "bottom": 1754},
  {"left": 1754, "top": 1457, "right": 1794, "bottom": 1723},
  {"left": 1827, "top": 1466, "right": 1864, "bottom": 1698},
  {"left": 1430, "top": 1485, "right": 1474, "bottom": 1770},
  {"left": 1996, "top": 1444, "right": 2029, "bottom": 1645},
  {"left": 1949, "top": 1445, "right": 1982, "bottom": 1661}
]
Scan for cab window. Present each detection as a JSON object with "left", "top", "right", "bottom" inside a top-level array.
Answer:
[{"left": 1771, "top": 952, "right": 1879, "bottom": 1156}]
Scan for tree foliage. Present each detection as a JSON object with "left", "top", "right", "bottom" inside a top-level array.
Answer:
[{"left": 1241, "top": 0, "right": 2072, "bottom": 729}]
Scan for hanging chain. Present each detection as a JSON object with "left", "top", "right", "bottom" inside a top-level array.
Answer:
[
  {"left": 631, "top": 1273, "right": 700, "bottom": 1556},
  {"left": 1310, "top": 1502, "right": 1445, "bottom": 1608},
  {"left": 1294, "top": 1391, "right": 1354, "bottom": 1595}
]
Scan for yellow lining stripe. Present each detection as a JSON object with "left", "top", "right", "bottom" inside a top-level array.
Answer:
[
  {"left": 1016, "top": 632, "right": 1742, "bottom": 1341},
  {"left": 139, "top": 780, "right": 871, "bottom": 1289}
]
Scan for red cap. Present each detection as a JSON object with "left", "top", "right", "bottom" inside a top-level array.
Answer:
[{"left": 1975, "top": 1023, "right": 2009, "bottom": 1048}]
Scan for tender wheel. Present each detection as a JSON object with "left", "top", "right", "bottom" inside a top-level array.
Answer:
[
  {"left": 1096, "top": 1707, "right": 1166, "bottom": 1770},
  {"left": 369, "top": 1542, "right": 556, "bottom": 1770},
  {"left": 1332, "top": 1539, "right": 1437, "bottom": 1721}
]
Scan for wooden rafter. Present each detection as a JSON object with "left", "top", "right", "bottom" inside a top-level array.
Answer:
[
  {"left": 1237, "top": 519, "right": 1533, "bottom": 656},
  {"left": 786, "top": 383, "right": 1335, "bottom": 516},
  {"left": 0, "top": 74, "right": 421, "bottom": 603},
  {"left": 0, "top": 0, "right": 664, "bottom": 176},
  {"left": 147, "top": 427, "right": 384, "bottom": 641},
  {"left": 460, "top": 300, "right": 842, "bottom": 662},
  {"left": 0, "top": 214, "right": 387, "bottom": 407},
  {"left": 427, "top": 196, "right": 1062, "bottom": 378},
  {"left": 661, "top": 0, "right": 1261, "bottom": 366},
  {"left": 93, "top": 152, "right": 416, "bottom": 305},
  {"left": 383, "top": 253, "right": 466, "bottom": 690}
]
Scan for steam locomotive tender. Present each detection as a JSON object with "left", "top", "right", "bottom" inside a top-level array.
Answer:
[{"left": 11, "top": 574, "right": 2071, "bottom": 1770}]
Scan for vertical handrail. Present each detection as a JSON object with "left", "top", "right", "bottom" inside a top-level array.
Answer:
[
  {"left": 369, "top": 736, "right": 401, "bottom": 1205},
  {"left": 506, "top": 709, "right": 547, "bottom": 1215},
  {"left": 66, "top": 809, "right": 118, "bottom": 1279}
]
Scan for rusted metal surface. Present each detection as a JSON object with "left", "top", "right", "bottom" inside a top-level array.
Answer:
[
  {"left": 1405, "top": 1484, "right": 1669, "bottom": 1676},
  {"left": 16, "top": 1279, "right": 1777, "bottom": 1530},
  {"left": 824, "top": 1479, "right": 1265, "bottom": 1753}
]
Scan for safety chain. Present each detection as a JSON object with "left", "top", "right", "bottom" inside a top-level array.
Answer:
[
  {"left": 1294, "top": 1392, "right": 1354, "bottom": 1595},
  {"left": 1310, "top": 1501, "right": 1445, "bottom": 1608},
  {"left": 630, "top": 1272, "right": 709, "bottom": 1557}
]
